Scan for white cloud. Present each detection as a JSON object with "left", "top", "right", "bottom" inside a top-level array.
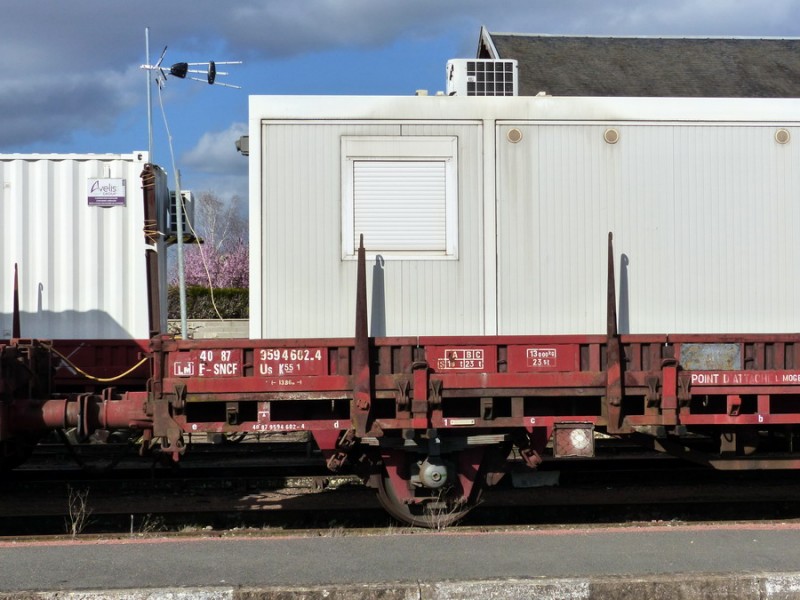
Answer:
[
  {"left": 182, "top": 122, "right": 248, "bottom": 175},
  {"left": 181, "top": 122, "right": 249, "bottom": 201}
]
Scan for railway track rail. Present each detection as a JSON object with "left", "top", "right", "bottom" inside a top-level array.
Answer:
[{"left": 4, "top": 447, "right": 800, "bottom": 536}]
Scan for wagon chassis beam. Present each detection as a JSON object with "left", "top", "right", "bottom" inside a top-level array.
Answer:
[{"left": 631, "top": 433, "right": 800, "bottom": 470}]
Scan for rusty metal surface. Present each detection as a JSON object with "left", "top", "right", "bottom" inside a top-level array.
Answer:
[
  {"left": 605, "top": 233, "right": 625, "bottom": 434},
  {"left": 141, "top": 163, "right": 165, "bottom": 338},
  {"left": 680, "top": 343, "right": 742, "bottom": 370},
  {"left": 352, "top": 236, "right": 373, "bottom": 438}
]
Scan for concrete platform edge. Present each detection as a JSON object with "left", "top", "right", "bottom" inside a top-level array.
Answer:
[{"left": 4, "top": 572, "right": 800, "bottom": 600}]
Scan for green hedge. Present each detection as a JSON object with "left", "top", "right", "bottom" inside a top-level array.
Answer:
[{"left": 167, "top": 286, "right": 249, "bottom": 319}]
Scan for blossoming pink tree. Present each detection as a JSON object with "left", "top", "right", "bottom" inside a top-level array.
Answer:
[{"left": 170, "top": 191, "right": 248, "bottom": 289}]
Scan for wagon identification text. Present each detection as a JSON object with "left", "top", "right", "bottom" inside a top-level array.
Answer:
[
  {"left": 425, "top": 346, "right": 497, "bottom": 372},
  {"left": 252, "top": 422, "right": 306, "bottom": 432},
  {"left": 257, "top": 347, "right": 326, "bottom": 377},
  {"left": 172, "top": 349, "right": 243, "bottom": 378},
  {"left": 527, "top": 347, "right": 558, "bottom": 367},
  {"left": 507, "top": 344, "right": 580, "bottom": 372},
  {"left": 436, "top": 348, "right": 485, "bottom": 370},
  {"left": 690, "top": 371, "right": 800, "bottom": 386}
]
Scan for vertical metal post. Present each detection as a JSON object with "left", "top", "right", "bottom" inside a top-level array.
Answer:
[
  {"left": 145, "top": 27, "right": 153, "bottom": 162},
  {"left": 144, "top": 27, "right": 172, "bottom": 338},
  {"left": 606, "top": 232, "right": 624, "bottom": 433},
  {"left": 12, "top": 264, "right": 20, "bottom": 339},
  {"left": 173, "top": 170, "right": 188, "bottom": 339},
  {"left": 352, "top": 235, "right": 372, "bottom": 436},
  {"left": 145, "top": 27, "right": 187, "bottom": 338},
  {"left": 141, "top": 164, "right": 163, "bottom": 337}
]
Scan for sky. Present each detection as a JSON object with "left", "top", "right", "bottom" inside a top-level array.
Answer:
[{"left": 3, "top": 1, "right": 800, "bottom": 206}]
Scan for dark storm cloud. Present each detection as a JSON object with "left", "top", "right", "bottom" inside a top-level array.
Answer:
[
  {"left": 0, "top": 0, "right": 478, "bottom": 150},
  {"left": 3, "top": 0, "right": 800, "bottom": 151},
  {"left": 0, "top": 71, "right": 139, "bottom": 147},
  {"left": 223, "top": 1, "right": 477, "bottom": 57},
  {"left": 6, "top": 1, "right": 800, "bottom": 76}
]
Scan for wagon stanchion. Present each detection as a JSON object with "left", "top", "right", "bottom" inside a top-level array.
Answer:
[
  {"left": 352, "top": 234, "right": 373, "bottom": 438},
  {"left": 12, "top": 263, "right": 21, "bottom": 339},
  {"left": 605, "top": 232, "right": 626, "bottom": 434}
]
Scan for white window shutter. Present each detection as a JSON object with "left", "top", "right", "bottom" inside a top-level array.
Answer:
[{"left": 353, "top": 161, "right": 446, "bottom": 252}]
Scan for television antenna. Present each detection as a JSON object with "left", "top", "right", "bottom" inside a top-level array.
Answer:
[
  {"left": 141, "top": 45, "right": 242, "bottom": 89},
  {"left": 141, "top": 29, "right": 242, "bottom": 340}
]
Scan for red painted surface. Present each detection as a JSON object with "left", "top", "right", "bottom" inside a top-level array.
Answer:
[{"left": 9, "top": 335, "right": 800, "bottom": 438}]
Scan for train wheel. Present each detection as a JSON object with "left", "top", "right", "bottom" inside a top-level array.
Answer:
[
  {"left": 376, "top": 472, "right": 478, "bottom": 528},
  {"left": 375, "top": 447, "right": 486, "bottom": 529}
]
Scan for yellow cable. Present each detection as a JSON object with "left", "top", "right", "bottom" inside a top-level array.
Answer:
[{"left": 49, "top": 347, "right": 150, "bottom": 383}]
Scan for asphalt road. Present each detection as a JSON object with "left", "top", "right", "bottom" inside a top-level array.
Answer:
[{"left": 2, "top": 522, "right": 800, "bottom": 594}]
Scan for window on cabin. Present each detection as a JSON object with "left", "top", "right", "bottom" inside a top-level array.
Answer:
[{"left": 341, "top": 136, "right": 458, "bottom": 259}]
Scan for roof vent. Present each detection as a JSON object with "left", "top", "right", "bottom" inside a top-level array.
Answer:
[{"left": 446, "top": 59, "right": 518, "bottom": 96}]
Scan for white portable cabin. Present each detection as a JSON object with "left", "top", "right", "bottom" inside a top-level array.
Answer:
[
  {"left": 0, "top": 152, "right": 151, "bottom": 339},
  {"left": 248, "top": 95, "right": 800, "bottom": 339}
]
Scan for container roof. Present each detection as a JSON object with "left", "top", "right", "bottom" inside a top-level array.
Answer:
[{"left": 478, "top": 28, "right": 800, "bottom": 97}]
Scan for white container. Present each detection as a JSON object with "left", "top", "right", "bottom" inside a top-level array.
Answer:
[
  {"left": 249, "top": 95, "right": 800, "bottom": 338},
  {"left": 0, "top": 152, "right": 150, "bottom": 339}
]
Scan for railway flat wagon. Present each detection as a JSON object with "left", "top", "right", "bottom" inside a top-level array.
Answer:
[{"left": 5, "top": 95, "right": 800, "bottom": 527}]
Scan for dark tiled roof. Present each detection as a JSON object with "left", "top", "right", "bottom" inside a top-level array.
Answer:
[{"left": 480, "top": 32, "right": 800, "bottom": 97}]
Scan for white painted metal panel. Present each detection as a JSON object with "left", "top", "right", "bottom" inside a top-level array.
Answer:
[
  {"left": 669, "top": 125, "right": 800, "bottom": 333},
  {"left": 249, "top": 95, "right": 800, "bottom": 125},
  {"left": 250, "top": 96, "right": 800, "bottom": 338},
  {"left": 252, "top": 121, "right": 484, "bottom": 338},
  {"left": 496, "top": 123, "right": 800, "bottom": 334},
  {"left": 0, "top": 152, "right": 150, "bottom": 339},
  {"left": 256, "top": 123, "right": 393, "bottom": 339}
]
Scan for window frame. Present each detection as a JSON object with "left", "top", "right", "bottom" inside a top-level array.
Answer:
[{"left": 341, "top": 135, "right": 459, "bottom": 260}]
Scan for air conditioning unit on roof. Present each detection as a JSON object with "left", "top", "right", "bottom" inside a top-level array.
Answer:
[{"left": 446, "top": 59, "right": 518, "bottom": 96}]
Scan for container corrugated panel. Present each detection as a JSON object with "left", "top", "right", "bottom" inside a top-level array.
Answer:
[
  {"left": 0, "top": 152, "right": 150, "bottom": 339},
  {"left": 255, "top": 122, "right": 484, "bottom": 338},
  {"left": 496, "top": 123, "right": 800, "bottom": 334},
  {"left": 251, "top": 96, "right": 800, "bottom": 339}
]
